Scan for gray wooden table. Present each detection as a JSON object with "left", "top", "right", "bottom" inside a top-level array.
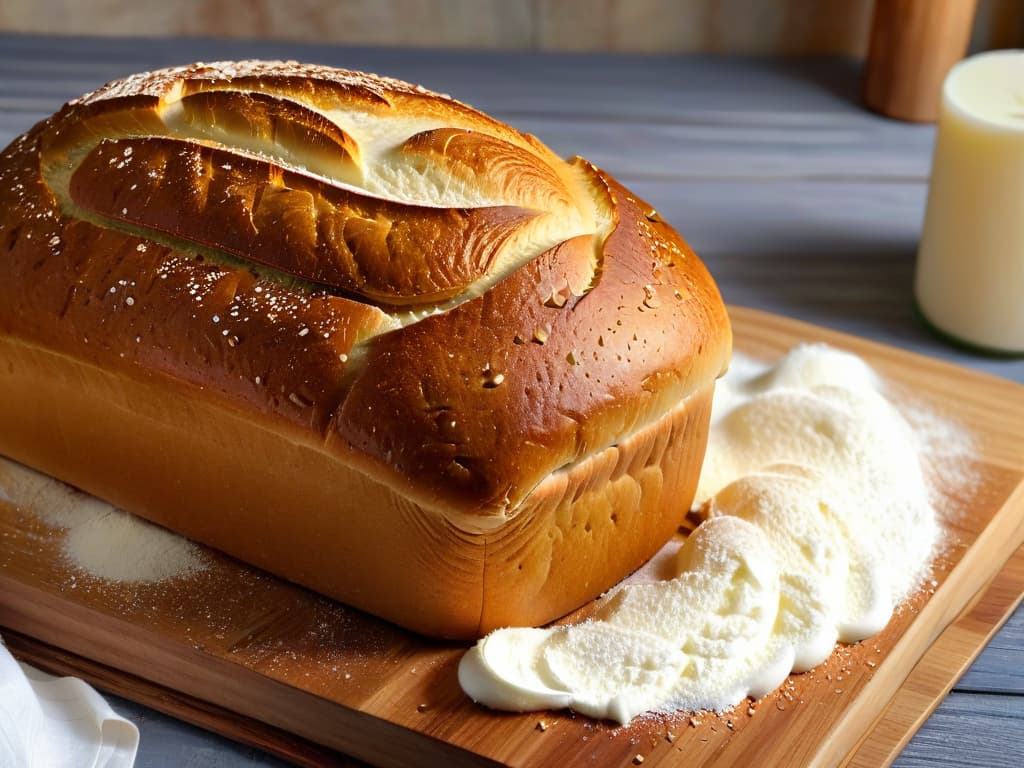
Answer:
[{"left": 0, "top": 33, "right": 1021, "bottom": 767}]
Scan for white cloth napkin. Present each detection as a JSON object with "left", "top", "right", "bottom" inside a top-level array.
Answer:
[{"left": 0, "top": 635, "right": 138, "bottom": 768}]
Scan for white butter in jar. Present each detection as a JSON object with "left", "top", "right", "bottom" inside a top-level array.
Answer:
[{"left": 915, "top": 50, "right": 1024, "bottom": 354}]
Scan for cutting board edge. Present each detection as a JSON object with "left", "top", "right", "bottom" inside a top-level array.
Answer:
[
  {"left": 841, "top": 545, "right": 1024, "bottom": 768},
  {"left": 0, "top": 574, "right": 495, "bottom": 768},
  {"left": 811, "top": 484, "right": 1024, "bottom": 768}
]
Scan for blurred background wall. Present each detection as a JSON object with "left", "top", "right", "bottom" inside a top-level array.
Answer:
[{"left": 2, "top": 0, "right": 1021, "bottom": 53}]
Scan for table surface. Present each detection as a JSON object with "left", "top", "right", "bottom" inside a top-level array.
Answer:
[{"left": 0, "top": 32, "right": 1021, "bottom": 768}]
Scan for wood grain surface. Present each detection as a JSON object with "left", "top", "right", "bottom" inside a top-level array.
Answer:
[
  {"left": 6, "top": 545, "right": 1022, "bottom": 768},
  {"left": 1, "top": 306, "right": 1022, "bottom": 768}
]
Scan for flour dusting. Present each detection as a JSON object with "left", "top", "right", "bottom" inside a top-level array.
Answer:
[{"left": 0, "top": 457, "right": 206, "bottom": 582}]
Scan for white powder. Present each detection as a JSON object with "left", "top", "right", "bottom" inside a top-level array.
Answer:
[
  {"left": 899, "top": 400, "right": 978, "bottom": 521},
  {"left": 0, "top": 457, "right": 206, "bottom": 583},
  {"left": 459, "top": 344, "right": 973, "bottom": 724}
]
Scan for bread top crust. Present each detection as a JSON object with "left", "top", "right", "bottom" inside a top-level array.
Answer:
[{"left": 0, "top": 61, "right": 731, "bottom": 529}]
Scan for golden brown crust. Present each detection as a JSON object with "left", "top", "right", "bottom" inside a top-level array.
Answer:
[
  {"left": 335, "top": 166, "right": 729, "bottom": 518},
  {"left": 0, "top": 61, "right": 731, "bottom": 636},
  {"left": 69, "top": 136, "right": 538, "bottom": 305},
  {"left": 66, "top": 60, "right": 562, "bottom": 164},
  {"left": 0, "top": 126, "right": 391, "bottom": 435},
  {"left": 0, "top": 331, "right": 712, "bottom": 638},
  {"left": 173, "top": 88, "right": 365, "bottom": 180}
]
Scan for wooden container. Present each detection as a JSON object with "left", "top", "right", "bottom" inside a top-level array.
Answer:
[{"left": 863, "top": 0, "right": 979, "bottom": 123}]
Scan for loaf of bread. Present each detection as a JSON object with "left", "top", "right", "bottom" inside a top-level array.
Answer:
[{"left": 0, "top": 61, "right": 731, "bottom": 638}]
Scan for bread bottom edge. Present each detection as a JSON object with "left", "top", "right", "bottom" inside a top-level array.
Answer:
[{"left": 0, "top": 335, "right": 713, "bottom": 639}]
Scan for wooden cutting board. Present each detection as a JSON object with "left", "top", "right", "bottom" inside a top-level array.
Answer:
[{"left": 2, "top": 306, "right": 1023, "bottom": 768}]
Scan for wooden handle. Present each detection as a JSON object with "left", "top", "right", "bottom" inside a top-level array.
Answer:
[{"left": 862, "top": 0, "right": 979, "bottom": 122}]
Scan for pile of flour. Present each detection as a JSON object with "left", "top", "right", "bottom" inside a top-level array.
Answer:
[{"left": 459, "top": 344, "right": 970, "bottom": 724}]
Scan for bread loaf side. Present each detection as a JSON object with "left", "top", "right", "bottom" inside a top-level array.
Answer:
[{"left": 0, "top": 61, "right": 731, "bottom": 637}]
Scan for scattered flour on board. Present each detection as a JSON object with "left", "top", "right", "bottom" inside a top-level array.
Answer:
[
  {"left": 899, "top": 398, "right": 979, "bottom": 523},
  {"left": 0, "top": 457, "right": 206, "bottom": 582}
]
